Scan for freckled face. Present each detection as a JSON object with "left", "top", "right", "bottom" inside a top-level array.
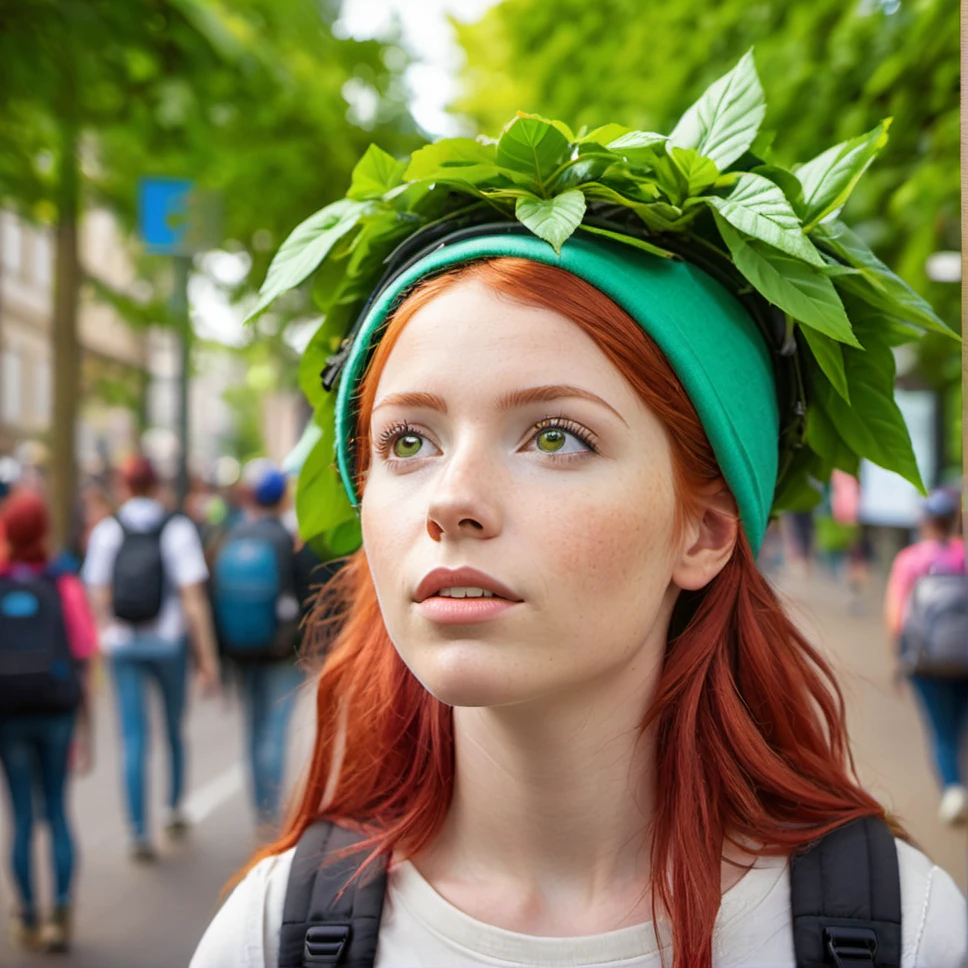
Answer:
[{"left": 361, "top": 279, "right": 683, "bottom": 708}]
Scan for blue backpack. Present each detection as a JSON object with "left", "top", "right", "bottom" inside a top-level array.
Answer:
[
  {"left": 212, "top": 537, "right": 289, "bottom": 659},
  {"left": 0, "top": 568, "right": 82, "bottom": 719}
]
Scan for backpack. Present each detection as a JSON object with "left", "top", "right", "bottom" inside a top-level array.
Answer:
[
  {"left": 899, "top": 552, "right": 968, "bottom": 678},
  {"left": 111, "top": 512, "right": 174, "bottom": 624},
  {"left": 212, "top": 532, "right": 298, "bottom": 660},
  {"left": 280, "top": 816, "right": 900, "bottom": 968},
  {"left": 0, "top": 568, "right": 82, "bottom": 719}
]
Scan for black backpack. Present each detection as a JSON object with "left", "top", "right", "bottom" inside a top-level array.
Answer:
[
  {"left": 111, "top": 512, "right": 175, "bottom": 623},
  {"left": 0, "top": 567, "right": 82, "bottom": 719},
  {"left": 280, "top": 816, "right": 900, "bottom": 968}
]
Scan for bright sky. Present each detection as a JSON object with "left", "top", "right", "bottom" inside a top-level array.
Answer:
[{"left": 337, "top": 0, "right": 498, "bottom": 135}]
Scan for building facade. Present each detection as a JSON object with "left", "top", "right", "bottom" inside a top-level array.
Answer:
[{"left": 0, "top": 209, "right": 147, "bottom": 474}]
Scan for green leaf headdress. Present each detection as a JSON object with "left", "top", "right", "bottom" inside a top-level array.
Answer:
[{"left": 250, "top": 50, "right": 957, "bottom": 558}]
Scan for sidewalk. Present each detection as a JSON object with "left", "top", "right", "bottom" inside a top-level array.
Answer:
[{"left": 771, "top": 563, "right": 968, "bottom": 890}]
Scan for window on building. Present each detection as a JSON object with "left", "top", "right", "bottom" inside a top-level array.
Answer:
[
  {"left": 33, "top": 229, "right": 52, "bottom": 288},
  {"left": 34, "top": 357, "right": 51, "bottom": 426},
  {"left": 1, "top": 214, "right": 23, "bottom": 275},
  {"left": 1, "top": 349, "right": 23, "bottom": 423}
]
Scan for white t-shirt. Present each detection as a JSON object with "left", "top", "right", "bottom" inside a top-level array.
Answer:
[
  {"left": 82, "top": 497, "right": 208, "bottom": 652},
  {"left": 189, "top": 838, "right": 967, "bottom": 967}
]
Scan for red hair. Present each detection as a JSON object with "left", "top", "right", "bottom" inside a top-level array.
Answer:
[
  {"left": 1, "top": 491, "right": 50, "bottom": 566},
  {"left": 248, "top": 260, "right": 895, "bottom": 967},
  {"left": 120, "top": 455, "right": 158, "bottom": 497}
]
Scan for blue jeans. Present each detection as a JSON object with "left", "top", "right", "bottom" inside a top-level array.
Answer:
[
  {"left": 0, "top": 713, "right": 76, "bottom": 919},
  {"left": 111, "top": 643, "right": 188, "bottom": 840},
  {"left": 237, "top": 662, "right": 303, "bottom": 824},
  {"left": 909, "top": 676, "right": 968, "bottom": 787}
]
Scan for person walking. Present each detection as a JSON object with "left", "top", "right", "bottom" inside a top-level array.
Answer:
[
  {"left": 0, "top": 492, "right": 97, "bottom": 953},
  {"left": 82, "top": 455, "right": 220, "bottom": 861},
  {"left": 885, "top": 488, "right": 968, "bottom": 824},
  {"left": 211, "top": 463, "right": 307, "bottom": 836}
]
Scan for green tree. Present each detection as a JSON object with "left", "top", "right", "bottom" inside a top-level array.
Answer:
[
  {"left": 455, "top": 0, "right": 960, "bottom": 457},
  {"left": 0, "top": 0, "right": 417, "bottom": 542}
]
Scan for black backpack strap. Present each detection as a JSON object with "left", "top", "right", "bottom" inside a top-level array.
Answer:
[
  {"left": 278, "top": 821, "right": 387, "bottom": 968},
  {"left": 790, "top": 816, "right": 901, "bottom": 968}
]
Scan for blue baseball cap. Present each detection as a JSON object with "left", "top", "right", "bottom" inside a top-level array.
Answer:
[
  {"left": 253, "top": 467, "right": 287, "bottom": 507},
  {"left": 922, "top": 488, "right": 958, "bottom": 519}
]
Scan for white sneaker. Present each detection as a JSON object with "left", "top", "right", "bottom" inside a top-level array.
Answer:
[{"left": 938, "top": 785, "right": 968, "bottom": 824}]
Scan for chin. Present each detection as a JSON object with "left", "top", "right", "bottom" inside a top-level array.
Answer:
[{"left": 402, "top": 640, "right": 534, "bottom": 708}]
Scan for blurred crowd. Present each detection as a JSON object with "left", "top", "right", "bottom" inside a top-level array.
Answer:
[{"left": 0, "top": 452, "right": 331, "bottom": 953}]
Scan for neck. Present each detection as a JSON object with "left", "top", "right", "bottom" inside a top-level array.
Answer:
[{"left": 412, "top": 638, "right": 664, "bottom": 932}]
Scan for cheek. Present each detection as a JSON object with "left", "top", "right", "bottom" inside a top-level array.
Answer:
[
  {"left": 360, "top": 491, "right": 413, "bottom": 607},
  {"left": 529, "top": 469, "right": 678, "bottom": 598}
]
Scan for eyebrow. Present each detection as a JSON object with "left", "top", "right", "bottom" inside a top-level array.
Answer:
[{"left": 372, "top": 384, "right": 628, "bottom": 427}]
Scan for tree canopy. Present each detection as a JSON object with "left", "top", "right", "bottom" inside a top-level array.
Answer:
[{"left": 454, "top": 0, "right": 960, "bottom": 389}]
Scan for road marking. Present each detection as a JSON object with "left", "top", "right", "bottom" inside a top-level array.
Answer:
[{"left": 183, "top": 764, "right": 245, "bottom": 824}]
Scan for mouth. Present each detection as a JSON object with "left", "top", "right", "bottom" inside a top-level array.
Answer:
[{"left": 414, "top": 567, "right": 522, "bottom": 604}]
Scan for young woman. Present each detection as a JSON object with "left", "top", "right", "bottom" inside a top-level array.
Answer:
[
  {"left": 191, "top": 248, "right": 966, "bottom": 967},
  {"left": 0, "top": 491, "right": 97, "bottom": 953},
  {"left": 192, "top": 59, "right": 966, "bottom": 967}
]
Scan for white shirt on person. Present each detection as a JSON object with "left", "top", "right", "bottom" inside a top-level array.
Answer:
[
  {"left": 82, "top": 497, "right": 208, "bottom": 653},
  {"left": 189, "top": 837, "right": 967, "bottom": 967}
]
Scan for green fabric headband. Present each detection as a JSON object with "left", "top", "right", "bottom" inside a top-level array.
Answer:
[{"left": 335, "top": 233, "right": 779, "bottom": 551}]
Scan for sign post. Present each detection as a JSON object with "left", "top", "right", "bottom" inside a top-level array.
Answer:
[{"left": 137, "top": 178, "right": 219, "bottom": 510}]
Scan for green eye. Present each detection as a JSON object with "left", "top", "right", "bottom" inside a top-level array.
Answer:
[
  {"left": 536, "top": 428, "right": 567, "bottom": 453},
  {"left": 393, "top": 434, "right": 423, "bottom": 458}
]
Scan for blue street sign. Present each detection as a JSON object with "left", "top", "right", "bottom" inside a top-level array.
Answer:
[{"left": 138, "top": 178, "right": 193, "bottom": 254}]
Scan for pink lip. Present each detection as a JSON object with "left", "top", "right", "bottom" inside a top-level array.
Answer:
[
  {"left": 414, "top": 597, "right": 520, "bottom": 624},
  {"left": 414, "top": 567, "right": 522, "bottom": 604}
]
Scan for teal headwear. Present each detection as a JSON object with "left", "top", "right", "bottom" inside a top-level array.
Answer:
[
  {"left": 249, "top": 53, "right": 954, "bottom": 563},
  {"left": 335, "top": 233, "right": 778, "bottom": 550}
]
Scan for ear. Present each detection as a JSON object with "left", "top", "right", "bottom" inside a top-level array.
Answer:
[{"left": 671, "top": 486, "right": 739, "bottom": 592}]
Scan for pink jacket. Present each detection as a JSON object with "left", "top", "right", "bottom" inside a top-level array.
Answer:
[{"left": 884, "top": 538, "right": 966, "bottom": 636}]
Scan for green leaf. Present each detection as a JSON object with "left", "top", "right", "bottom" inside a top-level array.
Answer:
[
  {"left": 347, "top": 143, "right": 407, "bottom": 201},
  {"left": 713, "top": 213, "right": 859, "bottom": 346},
  {"left": 296, "top": 397, "right": 363, "bottom": 558},
  {"left": 577, "top": 223, "right": 675, "bottom": 259},
  {"left": 668, "top": 50, "right": 766, "bottom": 170},
  {"left": 814, "top": 330, "right": 925, "bottom": 492},
  {"left": 668, "top": 146, "right": 720, "bottom": 196},
  {"left": 298, "top": 315, "right": 346, "bottom": 409},
  {"left": 606, "top": 130, "right": 667, "bottom": 165},
  {"left": 404, "top": 137, "right": 506, "bottom": 186},
  {"left": 550, "top": 144, "right": 616, "bottom": 191},
  {"left": 750, "top": 165, "right": 806, "bottom": 215},
  {"left": 815, "top": 221, "right": 958, "bottom": 338},
  {"left": 246, "top": 199, "right": 369, "bottom": 323},
  {"left": 706, "top": 173, "right": 825, "bottom": 266},
  {"left": 799, "top": 325, "right": 849, "bottom": 402},
  {"left": 515, "top": 189, "right": 586, "bottom": 253},
  {"left": 582, "top": 182, "right": 677, "bottom": 231},
  {"left": 804, "top": 400, "right": 858, "bottom": 474},
  {"left": 797, "top": 120, "right": 891, "bottom": 230},
  {"left": 579, "top": 123, "right": 632, "bottom": 145},
  {"left": 497, "top": 114, "right": 572, "bottom": 192}
]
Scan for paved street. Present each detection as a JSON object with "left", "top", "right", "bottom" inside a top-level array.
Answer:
[{"left": 1, "top": 567, "right": 966, "bottom": 967}]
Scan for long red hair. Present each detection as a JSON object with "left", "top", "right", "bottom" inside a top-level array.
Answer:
[{"left": 249, "top": 259, "right": 895, "bottom": 968}]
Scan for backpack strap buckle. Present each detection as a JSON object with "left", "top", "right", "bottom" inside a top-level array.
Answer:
[
  {"left": 824, "top": 926, "right": 877, "bottom": 966},
  {"left": 303, "top": 924, "right": 351, "bottom": 967}
]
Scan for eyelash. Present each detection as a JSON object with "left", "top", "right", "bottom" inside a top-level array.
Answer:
[{"left": 373, "top": 416, "right": 600, "bottom": 460}]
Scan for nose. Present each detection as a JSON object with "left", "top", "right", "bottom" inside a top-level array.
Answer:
[{"left": 426, "top": 443, "right": 502, "bottom": 543}]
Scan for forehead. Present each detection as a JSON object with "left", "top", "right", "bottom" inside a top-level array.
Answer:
[{"left": 374, "top": 278, "right": 634, "bottom": 402}]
